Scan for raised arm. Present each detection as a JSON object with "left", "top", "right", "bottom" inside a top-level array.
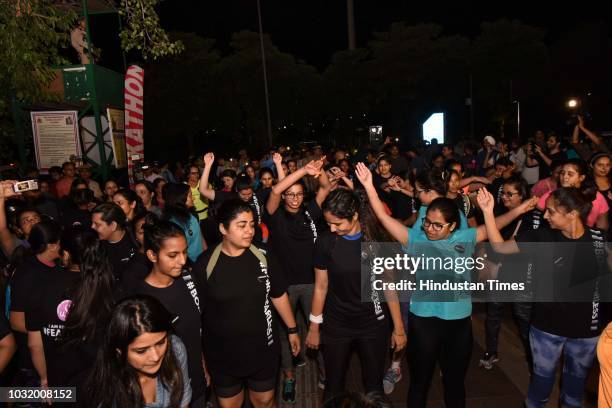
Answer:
[
  {"left": 476, "top": 188, "right": 520, "bottom": 253},
  {"left": 0, "top": 181, "right": 19, "bottom": 258},
  {"left": 579, "top": 115, "right": 604, "bottom": 146},
  {"left": 314, "top": 162, "right": 332, "bottom": 208},
  {"left": 489, "top": 196, "right": 538, "bottom": 233},
  {"left": 198, "top": 153, "right": 216, "bottom": 201},
  {"left": 355, "top": 163, "right": 408, "bottom": 246},
  {"left": 266, "top": 159, "right": 323, "bottom": 215},
  {"left": 272, "top": 153, "right": 285, "bottom": 182}
]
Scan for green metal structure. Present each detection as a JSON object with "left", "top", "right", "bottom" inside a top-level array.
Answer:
[{"left": 13, "top": 0, "right": 125, "bottom": 180}]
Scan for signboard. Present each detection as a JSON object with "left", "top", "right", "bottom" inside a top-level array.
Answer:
[
  {"left": 124, "top": 65, "right": 144, "bottom": 186},
  {"left": 107, "top": 108, "right": 127, "bottom": 168},
  {"left": 30, "top": 110, "right": 81, "bottom": 170},
  {"left": 422, "top": 112, "right": 445, "bottom": 144}
]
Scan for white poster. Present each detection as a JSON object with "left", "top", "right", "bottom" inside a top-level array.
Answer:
[{"left": 31, "top": 111, "right": 81, "bottom": 170}]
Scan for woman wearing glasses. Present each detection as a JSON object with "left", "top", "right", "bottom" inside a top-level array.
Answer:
[
  {"left": 480, "top": 176, "right": 537, "bottom": 370},
  {"left": 355, "top": 163, "right": 535, "bottom": 408},
  {"left": 264, "top": 158, "right": 330, "bottom": 403}
]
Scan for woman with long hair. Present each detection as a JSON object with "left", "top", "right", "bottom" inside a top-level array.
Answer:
[
  {"left": 9, "top": 220, "right": 62, "bottom": 390},
  {"left": 354, "top": 162, "right": 534, "bottom": 408},
  {"left": 26, "top": 226, "right": 114, "bottom": 403},
  {"left": 590, "top": 152, "right": 611, "bottom": 209},
  {"left": 91, "top": 203, "right": 138, "bottom": 280},
  {"left": 162, "top": 183, "right": 204, "bottom": 262},
  {"left": 135, "top": 180, "right": 162, "bottom": 218},
  {"left": 482, "top": 187, "right": 606, "bottom": 408},
  {"left": 121, "top": 220, "right": 207, "bottom": 407},
  {"left": 537, "top": 159, "right": 608, "bottom": 230},
  {"left": 102, "top": 179, "right": 119, "bottom": 203},
  {"left": 86, "top": 295, "right": 192, "bottom": 408},
  {"left": 265, "top": 158, "right": 329, "bottom": 403},
  {"left": 193, "top": 199, "right": 300, "bottom": 408},
  {"left": 305, "top": 188, "right": 407, "bottom": 401},
  {"left": 113, "top": 188, "right": 145, "bottom": 223}
]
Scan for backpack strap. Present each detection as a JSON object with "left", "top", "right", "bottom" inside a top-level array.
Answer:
[
  {"left": 249, "top": 245, "right": 267, "bottom": 268},
  {"left": 206, "top": 243, "right": 267, "bottom": 280},
  {"left": 206, "top": 244, "right": 223, "bottom": 280}
]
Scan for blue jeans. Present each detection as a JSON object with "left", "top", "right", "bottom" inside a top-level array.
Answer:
[{"left": 526, "top": 326, "right": 598, "bottom": 408}]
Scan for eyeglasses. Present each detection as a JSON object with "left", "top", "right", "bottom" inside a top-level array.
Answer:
[
  {"left": 422, "top": 218, "right": 451, "bottom": 232},
  {"left": 501, "top": 191, "right": 519, "bottom": 198},
  {"left": 284, "top": 192, "right": 304, "bottom": 199}
]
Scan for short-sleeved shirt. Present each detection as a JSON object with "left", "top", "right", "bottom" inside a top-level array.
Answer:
[
  {"left": 313, "top": 232, "right": 387, "bottom": 339},
  {"left": 264, "top": 201, "right": 322, "bottom": 285},
  {"left": 102, "top": 232, "right": 138, "bottom": 280},
  {"left": 144, "top": 335, "right": 192, "bottom": 408},
  {"left": 405, "top": 226, "right": 477, "bottom": 320},
  {"left": 193, "top": 246, "right": 287, "bottom": 376},
  {"left": 170, "top": 215, "right": 203, "bottom": 262},
  {"left": 515, "top": 227, "right": 603, "bottom": 338},
  {"left": 538, "top": 190, "right": 609, "bottom": 227},
  {"left": 26, "top": 268, "right": 98, "bottom": 391}
]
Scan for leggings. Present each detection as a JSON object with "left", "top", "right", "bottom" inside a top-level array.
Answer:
[
  {"left": 485, "top": 301, "right": 532, "bottom": 368},
  {"left": 408, "top": 313, "right": 472, "bottom": 408},
  {"left": 526, "top": 326, "right": 598, "bottom": 408},
  {"left": 322, "top": 323, "right": 388, "bottom": 402}
]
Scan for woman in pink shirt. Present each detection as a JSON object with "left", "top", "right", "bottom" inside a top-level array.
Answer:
[{"left": 537, "top": 159, "right": 608, "bottom": 230}]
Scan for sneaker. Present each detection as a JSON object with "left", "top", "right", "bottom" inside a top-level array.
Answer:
[
  {"left": 293, "top": 355, "right": 306, "bottom": 367},
  {"left": 282, "top": 378, "right": 296, "bottom": 404},
  {"left": 478, "top": 353, "right": 499, "bottom": 370},
  {"left": 382, "top": 367, "right": 402, "bottom": 395}
]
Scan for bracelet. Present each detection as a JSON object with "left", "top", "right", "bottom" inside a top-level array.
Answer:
[
  {"left": 393, "top": 332, "right": 406, "bottom": 337},
  {"left": 309, "top": 313, "right": 323, "bottom": 324},
  {"left": 287, "top": 326, "right": 299, "bottom": 334}
]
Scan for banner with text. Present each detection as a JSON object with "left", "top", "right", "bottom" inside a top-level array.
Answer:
[{"left": 124, "top": 65, "right": 144, "bottom": 186}]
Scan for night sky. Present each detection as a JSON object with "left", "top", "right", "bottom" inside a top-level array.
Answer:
[{"left": 157, "top": 0, "right": 612, "bottom": 69}]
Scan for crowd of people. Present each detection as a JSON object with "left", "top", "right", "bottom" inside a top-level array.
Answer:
[{"left": 0, "top": 117, "right": 611, "bottom": 407}]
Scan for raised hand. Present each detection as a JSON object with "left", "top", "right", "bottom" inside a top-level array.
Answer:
[
  {"left": 304, "top": 160, "right": 322, "bottom": 178},
  {"left": 0, "top": 181, "right": 19, "bottom": 200},
  {"left": 203, "top": 152, "right": 215, "bottom": 168},
  {"left": 387, "top": 176, "right": 402, "bottom": 191},
  {"left": 476, "top": 188, "right": 495, "bottom": 214},
  {"left": 272, "top": 152, "right": 283, "bottom": 166},
  {"left": 519, "top": 196, "right": 539, "bottom": 214},
  {"left": 355, "top": 162, "right": 374, "bottom": 188}
]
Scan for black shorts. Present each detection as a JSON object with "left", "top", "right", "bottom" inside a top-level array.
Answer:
[{"left": 210, "top": 357, "right": 279, "bottom": 398}]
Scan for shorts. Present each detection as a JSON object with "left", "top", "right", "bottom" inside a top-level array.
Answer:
[{"left": 210, "top": 358, "right": 279, "bottom": 398}]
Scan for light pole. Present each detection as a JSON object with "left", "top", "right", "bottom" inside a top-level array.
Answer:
[
  {"left": 347, "top": 0, "right": 356, "bottom": 50},
  {"left": 256, "top": 0, "right": 273, "bottom": 147}
]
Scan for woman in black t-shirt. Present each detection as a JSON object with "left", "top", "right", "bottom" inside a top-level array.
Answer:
[
  {"left": 265, "top": 157, "right": 330, "bottom": 402},
  {"left": 121, "top": 220, "right": 207, "bottom": 407},
  {"left": 193, "top": 199, "right": 300, "bottom": 408},
  {"left": 305, "top": 189, "right": 407, "bottom": 401},
  {"left": 482, "top": 187, "right": 606, "bottom": 408},
  {"left": 26, "top": 226, "right": 114, "bottom": 405},
  {"left": 91, "top": 203, "right": 138, "bottom": 280}
]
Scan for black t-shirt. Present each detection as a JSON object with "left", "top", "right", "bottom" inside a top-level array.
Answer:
[
  {"left": 313, "top": 232, "right": 386, "bottom": 339},
  {"left": 25, "top": 268, "right": 96, "bottom": 393},
  {"left": 120, "top": 269, "right": 206, "bottom": 400},
  {"left": 193, "top": 247, "right": 287, "bottom": 376},
  {"left": 389, "top": 191, "right": 417, "bottom": 221},
  {"left": 10, "top": 255, "right": 61, "bottom": 369},
  {"left": 264, "top": 201, "right": 322, "bottom": 285},
  {"left": 60, "top": 208, "right": 92, "bottom": 230},
  {"left": 516, "top": 227, "right": 603, "bottom": 338},
  {"left": 119, "top": 252, "right": 149, "bottom": 284},
  {"left": 452, "top": 194, "right": 474, "bottom": 220},
  {"left": 102, "top": 232, "right": 138, "bottom": 280}
]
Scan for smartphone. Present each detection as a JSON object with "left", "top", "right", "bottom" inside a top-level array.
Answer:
[{"left": 13, "top": 180, "right": 38, "bottom": 193}]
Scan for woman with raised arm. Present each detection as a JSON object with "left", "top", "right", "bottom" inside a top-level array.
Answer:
[
  {"left": 354, "top": 162, "right": 534, "bottom": 408},
  {"left": 481, "top": 186, "right": 606, "bottom": 408},
  {"left": 264, "top": 157, "right": 329, "bottom": 403},
  {"left": 304, "top": 188, "right": 407, "bottom": 401}
]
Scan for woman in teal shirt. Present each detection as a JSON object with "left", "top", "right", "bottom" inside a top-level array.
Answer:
[
  {"left": 356, "top": 162, "right": 533, "bottom": 408},
  {"left": 162, "top": 183, "right": 205, "bottom": 262}
]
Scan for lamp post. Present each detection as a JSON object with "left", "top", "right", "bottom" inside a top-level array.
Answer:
[{"left": 256, "top": 0, "right": 273, "bottom": 147}]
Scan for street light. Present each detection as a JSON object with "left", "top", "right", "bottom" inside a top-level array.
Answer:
[{"left": 567, "top": 98, "right": 579, "bottom": 109}]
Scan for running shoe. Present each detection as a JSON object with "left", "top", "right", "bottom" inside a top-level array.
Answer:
[
  {"left": 382, "top": 367, "right": 402, "bottom": 394},
  {"left": 478, "top": 352, "right": 499, "bottom": 370},
  {"left": 282, "top": 378, "right": 296, "bottom": 404}
]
